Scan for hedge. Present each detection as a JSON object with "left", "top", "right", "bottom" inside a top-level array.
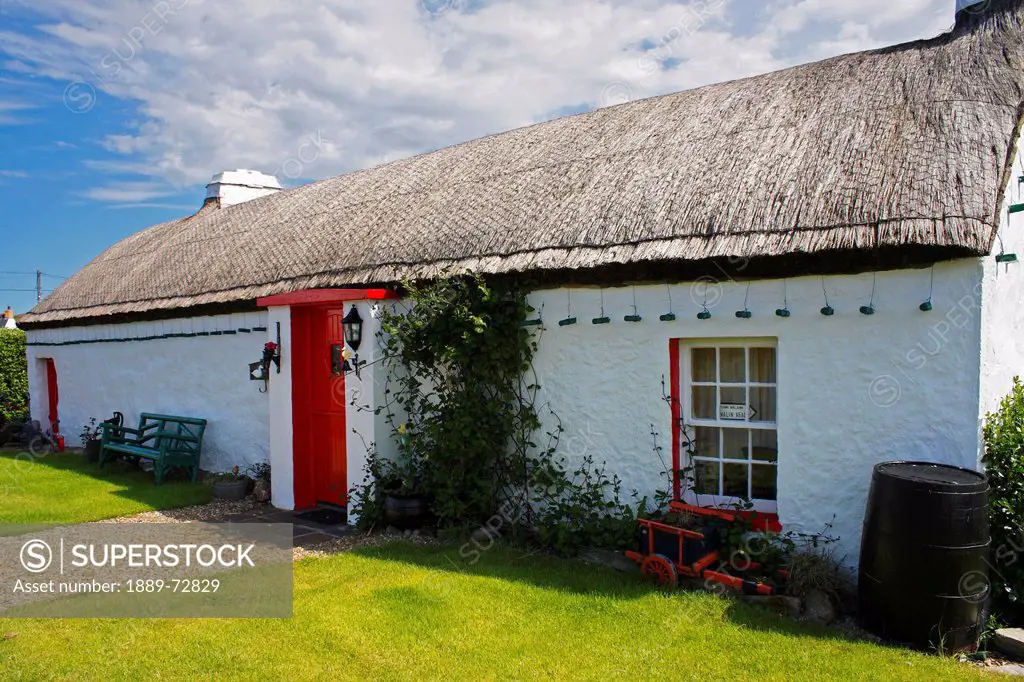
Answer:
[
  {"left": 0, "top": 329, "right": 29, "bottom": 425},
  {"left": 983, "top": 377, "right": 1024, "bottom": 624}
]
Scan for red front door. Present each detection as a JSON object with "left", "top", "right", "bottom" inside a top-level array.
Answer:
[
  {"left": 45, "top": 359, "right": 59, "bottom": 433},
  {"left": 292, "top": 306, "right": 347, "bottom": 509}
]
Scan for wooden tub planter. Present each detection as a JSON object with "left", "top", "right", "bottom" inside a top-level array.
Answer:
[{"left": 624, "top": 503, "right": 782, "bottom": 595}]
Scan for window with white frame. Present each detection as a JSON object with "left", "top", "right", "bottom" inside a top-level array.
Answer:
[{"left": 681, "top": 340, "right": 778, "bottom": 512}]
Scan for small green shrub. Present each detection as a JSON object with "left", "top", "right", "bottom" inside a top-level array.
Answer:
[
  {"left": 983, "top": 377, "right": 1024, "bottom": 622},
  {"left": 0, "top": 329, "right": 28, "bottom": 425}
]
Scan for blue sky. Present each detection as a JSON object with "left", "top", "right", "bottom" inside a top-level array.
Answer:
[{"left": 0, "top": 0, "right": 954, "bottom": 314}]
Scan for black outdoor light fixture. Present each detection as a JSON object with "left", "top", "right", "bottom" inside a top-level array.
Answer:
[
  {"left": 341, "top": 305, "right": 364, "bottom": 376},
  {"left": 342, "top": 306, "right": 363, "bottom": 352}
]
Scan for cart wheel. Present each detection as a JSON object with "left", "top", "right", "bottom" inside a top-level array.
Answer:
[
  {"left": 28, "top": 436, "right": 52, "bottom": 456},
  {"left": 641, "top": 554, "right": 678, "bottom": 589}
]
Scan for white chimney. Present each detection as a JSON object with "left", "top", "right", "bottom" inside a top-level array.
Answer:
[{"left": 204, "top": 169, "right": 282, "bottom": 208}]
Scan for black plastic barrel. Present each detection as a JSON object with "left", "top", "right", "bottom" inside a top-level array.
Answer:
[{"left": 859, "top": 461, "right": 989, "bottom": 652}]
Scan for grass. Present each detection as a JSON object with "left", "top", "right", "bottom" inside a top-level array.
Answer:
[
  {"left": 0, "top": 449, "right": 210, "bottom": 524},
  {"left": 0, "top": 543, "right": 986, "bottom": 681},
  {"left": 0, "top": 450, "right": 986, "bottom": 680}
]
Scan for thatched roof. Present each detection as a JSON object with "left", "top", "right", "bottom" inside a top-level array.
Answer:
[{"left": 23, "top": 0, "right": 1024, "bottom": 326}]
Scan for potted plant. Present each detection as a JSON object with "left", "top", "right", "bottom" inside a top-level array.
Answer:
[
  {"left": 80, "top": 418, "right": 102, "bottom": 463},
  {"left": 247, "top": 462, "right": 272, "bottom": 503},
  {"left": 382, "top": 423, "right": 428, "bottom": 529},
  {"left": 262, "top": 341, "right": 279, "bottom": 373},
  {"left": 211, "top": 466, "right": 249, "bottom": 500}
]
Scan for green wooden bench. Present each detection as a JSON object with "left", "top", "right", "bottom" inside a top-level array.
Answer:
[{"left": 99, "top": 413, "right": 207, "bottom": 484}]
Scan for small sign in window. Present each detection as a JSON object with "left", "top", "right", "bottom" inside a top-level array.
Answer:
[{"left": 719, "top": 403, "right": 754, "bottom": 421}]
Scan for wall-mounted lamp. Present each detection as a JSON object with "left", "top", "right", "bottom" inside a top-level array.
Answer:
[
  {"left": 342, "top": 306, "right": 365, "bottom": 377},
  {"left": 343, "top": 306, "right": 363, "bottom": 352}
]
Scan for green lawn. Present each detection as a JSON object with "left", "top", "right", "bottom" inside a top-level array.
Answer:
[
  {"left": 0, "top": 450, "right": 987, "bottom": 680},
  {"left": 0, "top": 449, "right": 210, "bottom": 524},
  {"left": 0, "top": 543, "right": 986, "bottom": 681}
]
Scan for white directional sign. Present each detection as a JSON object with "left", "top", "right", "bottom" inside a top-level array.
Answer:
[{"left": 719, "top": 403, "right": 755, "bottom": 421}]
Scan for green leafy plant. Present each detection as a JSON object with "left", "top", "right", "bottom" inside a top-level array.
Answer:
[
  {"left": 983, "top": 377, "right": 1024, "bottom": 623},
  {"left": 79, "top": 417, "right": 101, "bottom": 445},
  {"left": 0, "top": 329, "right": 28, "bottom": 426},
  {"left": 349, "top": 274, "right": 644, "bottom": 553},
  {"left": 246, "top": 462, "right": 271, "bottom": 482},
  {"left": 372, "top": 275, "right": 534, "bottom": 528}
]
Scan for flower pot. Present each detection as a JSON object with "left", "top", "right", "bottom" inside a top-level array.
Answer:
[
  {"left": 384, "top": 494, "right": 427, "bottom": 530},
  {"left": 84, "top": 439, "right": 101, "bottom": 463},
  {"left": 212, "top": 479, "right": 249, "bottom": 500}
]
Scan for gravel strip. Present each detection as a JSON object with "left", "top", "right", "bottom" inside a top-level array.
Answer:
[
  {"left": 103, "top": 500, "right": 441, "bottom": 561},
  {"left": 104, "top": 499, "right": 264, "bottom": 524}
]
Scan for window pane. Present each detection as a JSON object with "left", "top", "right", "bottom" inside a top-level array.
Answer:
[
  {"left": 692, "top": 348, "right": 716, "bottom": 382},
  {"left": 692, "top": 386, "right": 716, "bottom": 419},
  {"left": 751, "top": 430, "right": 778, "bottom": 462},
  {"left": 720, "top": 348, "right": 745, "bottom": 383},
  {"left": 692, "top": 427, "right": 718, "bottom": 458},
  {"left": 694, "top": 460, "right": 719, "bottom": 496},
  {"left": 720, "top": 386, "right": 746, "bottom": 421},
  {"left": 722, "top": 429, "right": 748, "bottom": 461},
  {"left": 723, "top": 463, "right": 748, "bottom": 499},
  {"left": 752, "top": 464, "right": 777, "bottom": 501},
  {"left": 750, "top": 347, "right": 776, "bottom": 383},
  {"left": 750, "top": 387, "right": 776, "bottom": 423}
]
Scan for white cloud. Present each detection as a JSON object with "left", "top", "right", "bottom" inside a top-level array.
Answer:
[
  {"left": 0, "top": 98, "right": 36, "bottom": 125},
  {"left": 79, "top": 180, "right": 178, "bottom": 203},
  {"left": 1, "top": 0, "right": 960, "bottom": 199}
]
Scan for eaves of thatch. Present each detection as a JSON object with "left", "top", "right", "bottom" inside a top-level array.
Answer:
[{"left": 21, "top": 0, "right": 1024, "bottom": 328}]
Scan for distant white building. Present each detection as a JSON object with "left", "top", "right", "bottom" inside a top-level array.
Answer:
[
  {"left": 3, "top": 306, "right": 16, "bottom": 330},
  {"left": 17, "top": 1, "right": 1024, "bottom": 570}
]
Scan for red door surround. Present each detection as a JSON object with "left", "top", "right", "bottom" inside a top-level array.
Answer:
[
  {"left": 291, "top": 306, "right": 347, "bottom": 509},
  {"left": 45, "top": 359, "right": 59, "bottom": 433},
  {"left": 258, "top": 288, "right": 397, "bottom": 510}
]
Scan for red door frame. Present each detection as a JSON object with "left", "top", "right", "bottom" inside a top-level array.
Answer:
[
  {"left": 257, "top": 289, "right": 398, "bottom": 509},
  {"left": 44, "top": 359, "right": 59, "bottom": 433}
]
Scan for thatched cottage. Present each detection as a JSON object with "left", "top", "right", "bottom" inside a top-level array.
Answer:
[{"left": 18, "top": 0, "right": 1024, "bottom": 567}]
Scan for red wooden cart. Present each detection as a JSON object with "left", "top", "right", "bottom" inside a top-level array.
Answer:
[{"left": 625, "top": 502, "right": 783, "bottom": 595}]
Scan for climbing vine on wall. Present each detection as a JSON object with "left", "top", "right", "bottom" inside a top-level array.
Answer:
[{"left": 350, "top": 274, "right": 641, "bottom": 554}]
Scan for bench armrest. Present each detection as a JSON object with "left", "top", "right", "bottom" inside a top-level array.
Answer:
[{"left": 100, "top": 423, "right": 141, "bottom": 443}]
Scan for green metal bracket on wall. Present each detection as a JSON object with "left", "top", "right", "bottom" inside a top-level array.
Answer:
[{"left": 1010, "top": 203, "right": 1024, "bottom": 215}]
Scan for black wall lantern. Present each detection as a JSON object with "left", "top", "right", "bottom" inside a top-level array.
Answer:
[
  {"left": 341, "top": 305, "right": 364, "bottom": 376},
  {"left": 343, "top": 306, "right": 363, "bottom": 352}
]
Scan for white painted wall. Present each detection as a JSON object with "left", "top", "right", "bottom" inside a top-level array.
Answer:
[
  {"left": 343, "top": 300, "right": 401, "bottom": 523},
  {"left": 266, "top": 306, "right": 294, "bottom": 509},
  {"left": 527, "top": 261, "right": 986, "bottom": 570},
  {"left": 25, "top": 312, "right": 271, "bottom": 474},
  {"left": 979, "top": 128, "right": 1024, "bottom": 431}
]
